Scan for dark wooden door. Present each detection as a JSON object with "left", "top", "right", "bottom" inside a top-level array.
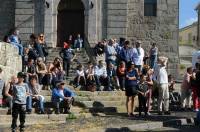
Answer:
[{"left": 57, "top": 10, "right": 84, "bottom": 47}]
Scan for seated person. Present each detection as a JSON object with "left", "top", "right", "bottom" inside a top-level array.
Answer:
[
  {"left": 107, "top": 63, "right": 120, "bottom": 91},
  {"left": 95, "top": 42, "right": 105, "bottom": 56},
  {"left": 74, "top": 64, "right": 86, "bottom": 88},
  {"left": 24, "top": 58, "right": 37, "bottom": 83},
  {"left": 51, "top": 81, "right": 75, "bottom": 114},
  {"left": 85, "top": 62, "right": 96, "bottom": 91},
  {"left": 36, "top": 57, "right": 47, "bottom": 84},
  {"left": 26, "top": 76, "right": 45, "bottom": 114},
  {"left": 3, "top": 76, "right": 18, "bottom": 114},
  {"left": 94, "top": 60, "right": 108, "bottom": 91}
]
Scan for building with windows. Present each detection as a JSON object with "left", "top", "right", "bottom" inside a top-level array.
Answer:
[
  {"left": 0, "top": 0, "right": 179, "bottom": 75},
  {"left": 179, "top": 22, "right": 198, "bottom": 46}
]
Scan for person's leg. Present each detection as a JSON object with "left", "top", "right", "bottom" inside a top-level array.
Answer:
[
  {"left": 192, "top": 87, "right": 199, "bottom": 111},
  {"left": 158, "top": 84, "right": 164, "bottom": 113},
  {"left": 138, "top": 94, "right": 142, "bottom": 116},
  {"left": 131, "top": 96, "right": 135, "bottom": 115},
  {"left": 38, "top": 96, "right": 45, "bottom": 113},
  {"left": 67, "top": 61, "right": 71, "bottom": 77},
  {"left": 181, "top": 88, "right": 186, "bottom": 108},
  {"left": 19, "top": 105, "right": 26, "bottom": 130},
  {"left": 11, "top": 103, "right": 19, "bottom": 130},
  {"left": 147, "top": 88, "right": 152, "bottom": 112},
  {"left": 26, "top": 96, "right": 32, "bottom": 112},
  {"left": 6, "top": 96, "right": 13, "bottom": 113},
  {"left": 63, "top": 98, "right": 73, "bottom": 113},
  {"left": 53, "top": 101, "right": 60, "bottom": 114},
  {"left": 163, "top": 84, "right": 170, "bottom": 112},
  {"left": 63, "top": 60, "right": 67, "bottom": 75},
  {"left": 126, "top": 96, "right": 133, "bottom": 115}
]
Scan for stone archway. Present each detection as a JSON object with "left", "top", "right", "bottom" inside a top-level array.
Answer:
[{"left": 57, "top": 0, "right": 85, "bottom": 47}]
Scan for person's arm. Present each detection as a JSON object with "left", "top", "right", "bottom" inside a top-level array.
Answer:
[
  {"left": 52, "top": 89, "right": 65, "bottom": 99},
  {"left": 71, "top": 50, "right": 76, "bottom": 61},
  {"left": 4, "top": 82, "right": 12, "bottom": 97},
  {"left": 64, "top": 88, "right": 75, "bottom": 97}
]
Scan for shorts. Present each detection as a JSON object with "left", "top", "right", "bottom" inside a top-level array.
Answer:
[{"left": 125, "top": 85, "right": 138, "bottom": 97}]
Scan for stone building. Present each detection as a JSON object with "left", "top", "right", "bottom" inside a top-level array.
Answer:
[
  {"left": 0, "top": 0, "right": 179, "bottom": 75},
  {"left": 179, "top": 22, "right": 198, "bottom": 46}
]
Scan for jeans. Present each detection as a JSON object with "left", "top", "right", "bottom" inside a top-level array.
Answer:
[
  {"left": 11, "top": 103, "right": 26, "bottom": 129},
  {"left": 26, "top": 95, "right": 45, "bottom": 112},
  {"left": 63, "top": 59, "right": 71, "bottom": 76},
  {"left": 11, "top": 42, "right": 23, "bottom": 56},
  {"left": 150, "top": 55, "right": 157, "bottom": 69},
  {"left": 6, "top": 96, "right": 13, "bottom": 110},
  {"left": 53, "top": 98, "right": 74, "bottom": 112},
  {"left": 158, "top": 83, "right": 169, "bottom": 112}
]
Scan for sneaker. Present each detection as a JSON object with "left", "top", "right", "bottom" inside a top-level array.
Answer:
[
  {"left": 122, "top": 88, "right": 125, "bottom": 91},
  {"left": 11, "top": 128, "right": 16, "bottom": 132},
  {"left": 38, "top": 110, "right": 45, "bottom": 114},
  {"left": 164, "top": 111, "right": 171, "bottom": 115},
  {"left": 26, "top": 109, "right": 32, "bottom": 114},
  {"left": 20, "top": 127, "right": 25, "bottom": 132},
  {"left": 146, "top": 112, "right": 151, "bottom": 116},
  {"left": 194, "top": 109, "right": 199, "bottom": 112}
]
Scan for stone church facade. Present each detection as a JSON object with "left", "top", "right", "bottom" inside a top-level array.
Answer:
[{"left": 0, "top": 0, "right": 179, "bottom": 75}]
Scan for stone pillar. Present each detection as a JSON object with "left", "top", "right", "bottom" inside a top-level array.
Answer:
[
  {"left": 196, "top": 4, "right": 200, "bottom": 47},
  {"left": 15, "top": 0, "right": 34, "bottom": 44}
]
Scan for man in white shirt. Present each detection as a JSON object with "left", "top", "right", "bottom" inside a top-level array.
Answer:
[
  {"left": 154, "top": 57, "right": 170, "bottom": 115},
  {"left": 94, "top": 60, "right": 107, "bottom": 90},
  {"left": 131, "top": 41, "right": 144, "bottom": 73}
]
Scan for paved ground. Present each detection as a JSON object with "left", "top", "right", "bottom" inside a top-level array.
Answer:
[{"left": 0, "top": 111, "right": 198, "bottom": 132}]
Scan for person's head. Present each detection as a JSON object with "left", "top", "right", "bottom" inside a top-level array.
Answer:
[
  {"left": 127, "top": 61, "right": 135, "bottom": 71},
  {"left": 39, "top": 33, "right": 44, "bottom": 41},
  {"left": 12, "top": 28, "right": 19, "bottom": 36},
  {"left": 119, "top": 61, "right": 125, "bottom": 68},
  {"left": 151, "top": 42, "right": 156, "bottom": 48},
  {"left": 88, "top": 61, "right": 93, "bottom": 68},
  {"left": 168, "top": 74, "right": 173, "bottom": 82},
  {"left": 136, "top": 41, "right": 142, "bottom": 48},
  {"left": 187, "top": 67, "right": 193, "bottom": 74},
  {"left": 53, "top": 57, "right": 61, "bottom": 65},
  {"left": 3, "top": 35, "right": 10, "bottom": 43},
  {"left": 119, "top": 37, "right": 126, "bottom": 45},
  {"left": 109, "top": 39, "right": 115, "bottom": 46},
  {"left": 30, "top": 34, "right": 37, "bottom": 43},
  {"left": 17, "top": 72, "right": 26, "bottom": 83},
  {"left": 78, "top": 64, "right": 83, "bottom": 70},
  {"left": 24, "top": 47, "right": 30, "bottom": 54},
  {"left": 124, "top": 40, "right": 130, "bottom": 48},
  {"left": 28, "top": 58, "right": 34, "bottom": 65},
  {"left": 30, "top": 75, "right": 37, "bottom": 86},
  {"left": 108, "top": 62, "right": 114, "bottom": 69},
  {"left": 37, "top": 57, "right": 43, "bottom": 64},
  {"left": 77, "top": 34, "right": 81, "bottom": 38},
  {"left": 11, "top": 75, "right": 18, "bottom": 84},
  {"left": 140, "top": 75, "right": 146, "bottom": 83},
  {"left": 52, "top": 67, "right": 58, "bottom": 73},
  {"left": 69, "top": 35, "right": 72, "bottom": 39},
  {"left": 56, "top": 81, "right": 65, "bottom": 89}
]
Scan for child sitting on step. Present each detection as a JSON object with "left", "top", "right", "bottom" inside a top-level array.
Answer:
[{"left": 74, "top": 64, "right": 86, "bottom": 88}]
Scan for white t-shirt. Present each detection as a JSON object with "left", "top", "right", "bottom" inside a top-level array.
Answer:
[
  {"left": 157, "top": 66, "right": 168, "bottom": 84},
  {"left": 58, "top": 89, "right": 64, "bottom": 101},
  {"left": 76, "top": 70, "right": 85, "bottom": 77}
]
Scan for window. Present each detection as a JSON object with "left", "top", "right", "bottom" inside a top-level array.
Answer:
[{"left": 144, "top": 0, "right": 157, "bottom": 16}]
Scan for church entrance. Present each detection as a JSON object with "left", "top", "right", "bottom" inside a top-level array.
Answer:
[{"left": 57, "top": 0, "right": 84, "bottom": 47}]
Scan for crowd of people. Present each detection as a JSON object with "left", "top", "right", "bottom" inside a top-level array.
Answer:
[{"left": 0, "top": 28, "right": 200, "bottom": 131}]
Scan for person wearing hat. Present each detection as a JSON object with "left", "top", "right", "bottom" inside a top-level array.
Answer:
[
  {"left": 154, "top": 56, "right": 170, "bottom": 115},
  {"left": 125, "top": 61, "right": 139, "bottom": 117},
  {"left": 11, "top": 72, "right": 29, "bottom": 132},
  {"left": 51, "top": 80, "right": 75, "bottom": 114}
]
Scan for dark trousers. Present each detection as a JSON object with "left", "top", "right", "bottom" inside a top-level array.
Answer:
[
  {"left": 138, "top": 93, "right": 148, "bottom": 115},
  {"left": 118, "top": 76, "right": 125, "bottom": 89},
  {"left": 53, "top": 98, "right": 74, "bottom": 113},
  {"left": 63, "top": 59, "right": 71, "bottom": 76},
  {"left": 11, "top": 103, "right": 26, "bottom": 129}
]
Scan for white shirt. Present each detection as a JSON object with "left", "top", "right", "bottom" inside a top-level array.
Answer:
[
  {"left": 192, "top": 50, "right": 200, "bottom": 69},
  {"left": 58, "top": 89, "right": 64, "bottom": 101},
  {"left": 131, "top": 47, "right": 144, "bottom": 65},
  {"left": 94, "top": 65, "right": 107, "bottom": 77},
  {"left": 156, "top": 65, "right": 168, "bottom": 84},
  {"left": 76, "top": 70, "right": 85, "bottom": 77}
]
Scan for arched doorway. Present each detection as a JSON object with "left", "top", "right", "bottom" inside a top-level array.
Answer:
[{"left": 57, "top": 0, "right": 84, "bottom": 47}]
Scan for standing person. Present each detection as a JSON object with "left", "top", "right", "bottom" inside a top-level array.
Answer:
[
  {"left": 3, "top": 76, "right": 18, "bottom": 115},
  {"left": 95, "top": 41, "right": 105, "bottom": 56},
  {"left": 38, "top": 33, "right": 48, "bottom": 60},
  {"left": 107, "top": 63, "right": 120, "bottom": 91},
  {"left": 125, "top": 61, "right": 139, "bottom": 117},
  {"left": 64, "top": 35, "right": 73, "bottom": 48},
  {"left": 131, "top": 41, "right": 144, "bottom": 74},
  {"left": 149, "top": 43, "right": 158, "bottom": 69},
  {"left": 181, "top": 67, "right": 193, "bottom": 110},
  {"left": 74, "top": 34, "right": 83, "bottom": 51},
  {"left": 154, "top": 57, "right": 170, "bottom": 115},
  {"left": 146, "top": 68, "right": 154, "bottom": 114},
  {"left": 119, "top": 40, "right": 132, "bottom": 64},
  {"left": 51, "top": 81, "right": 75, "bottom": 114},
  {"left": 26, "top": 76, "right": 45, "bottom": 114},
  {"left": 59, "top": 46, "right": 76, "bottom": 77},
  {"left": 0, "top": 68, "right": 5, "bottom": 107},
  {"left": 11, "top": 72, "right": 29, "bottom": 132},
  {"left": 9, "top": 28, "right": 23, "bottom": 55},
  {"left": 105, "top": 39, "right": 117, "bottom": 66},
  {"left": 137, "top": 75, "right": 149, "bottom": 117},
  {"left": 30, "top": 34, "right": 44, "bottom": 59},
  {"left": 116, "top": 61, "right": 126, "bottom": 91}
]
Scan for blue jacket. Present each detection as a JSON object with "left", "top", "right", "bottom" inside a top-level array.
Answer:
[{"left": 51, "top": 87, "right": 75, "bottom": 102}]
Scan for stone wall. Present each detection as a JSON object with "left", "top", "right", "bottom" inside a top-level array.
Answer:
[
  {"left": 0, "top": 0, "right": 15, "bottom": 40},
  {"left": 0, "top": 42, "right": 22, "bottom": 82},
  {"left": 127, "top": 0, "right": 179, "bottom": 76}
]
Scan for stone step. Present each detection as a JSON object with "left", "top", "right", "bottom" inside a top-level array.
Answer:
[
  {"left": 0, "top": 113, "right": 92, "bottom": 127},
  {"left": 40, "top": 90, "right": 126, "bottom": 97},
  {"left": 76, "top": 100, "right": 126, "bottom": 108}
]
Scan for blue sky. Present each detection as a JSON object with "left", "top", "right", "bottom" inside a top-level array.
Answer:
[{"left": 179, "top": 0, "right": 200, "bottom": 28}]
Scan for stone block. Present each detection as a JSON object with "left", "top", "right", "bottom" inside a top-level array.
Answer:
[
  {"left": 16, "top": 2, "right": 34, "bottom": 9},
  {"left": 107, "top": 21, "right": 128, "bottom": 28},
  {"left": 107, "top": 28, "right": 127, "bottom": 35},
  {"left": 107, "top": 0, "right": 128, "bottom": 4},
  {"left": 15, "top": 14, "right": 33, "bottom": 22},
  {"left": 107, "top": 3, "right": 127, "bottom": 10},
  {"left": 19, "top": 28, "right": 34, "bottom": 34},
  {"left": 107, "top": 16, "right": 127, "bottom": 22},
  {"left": 107, "top": 9, "right": 127, "bottom": 16},
  {"left": 15, "top": 9, "right": 34, "bottom": 15}
]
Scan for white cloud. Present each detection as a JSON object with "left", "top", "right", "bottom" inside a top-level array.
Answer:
[{"left": 184, "top": 17, "right": 198, "bottom": 26}]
